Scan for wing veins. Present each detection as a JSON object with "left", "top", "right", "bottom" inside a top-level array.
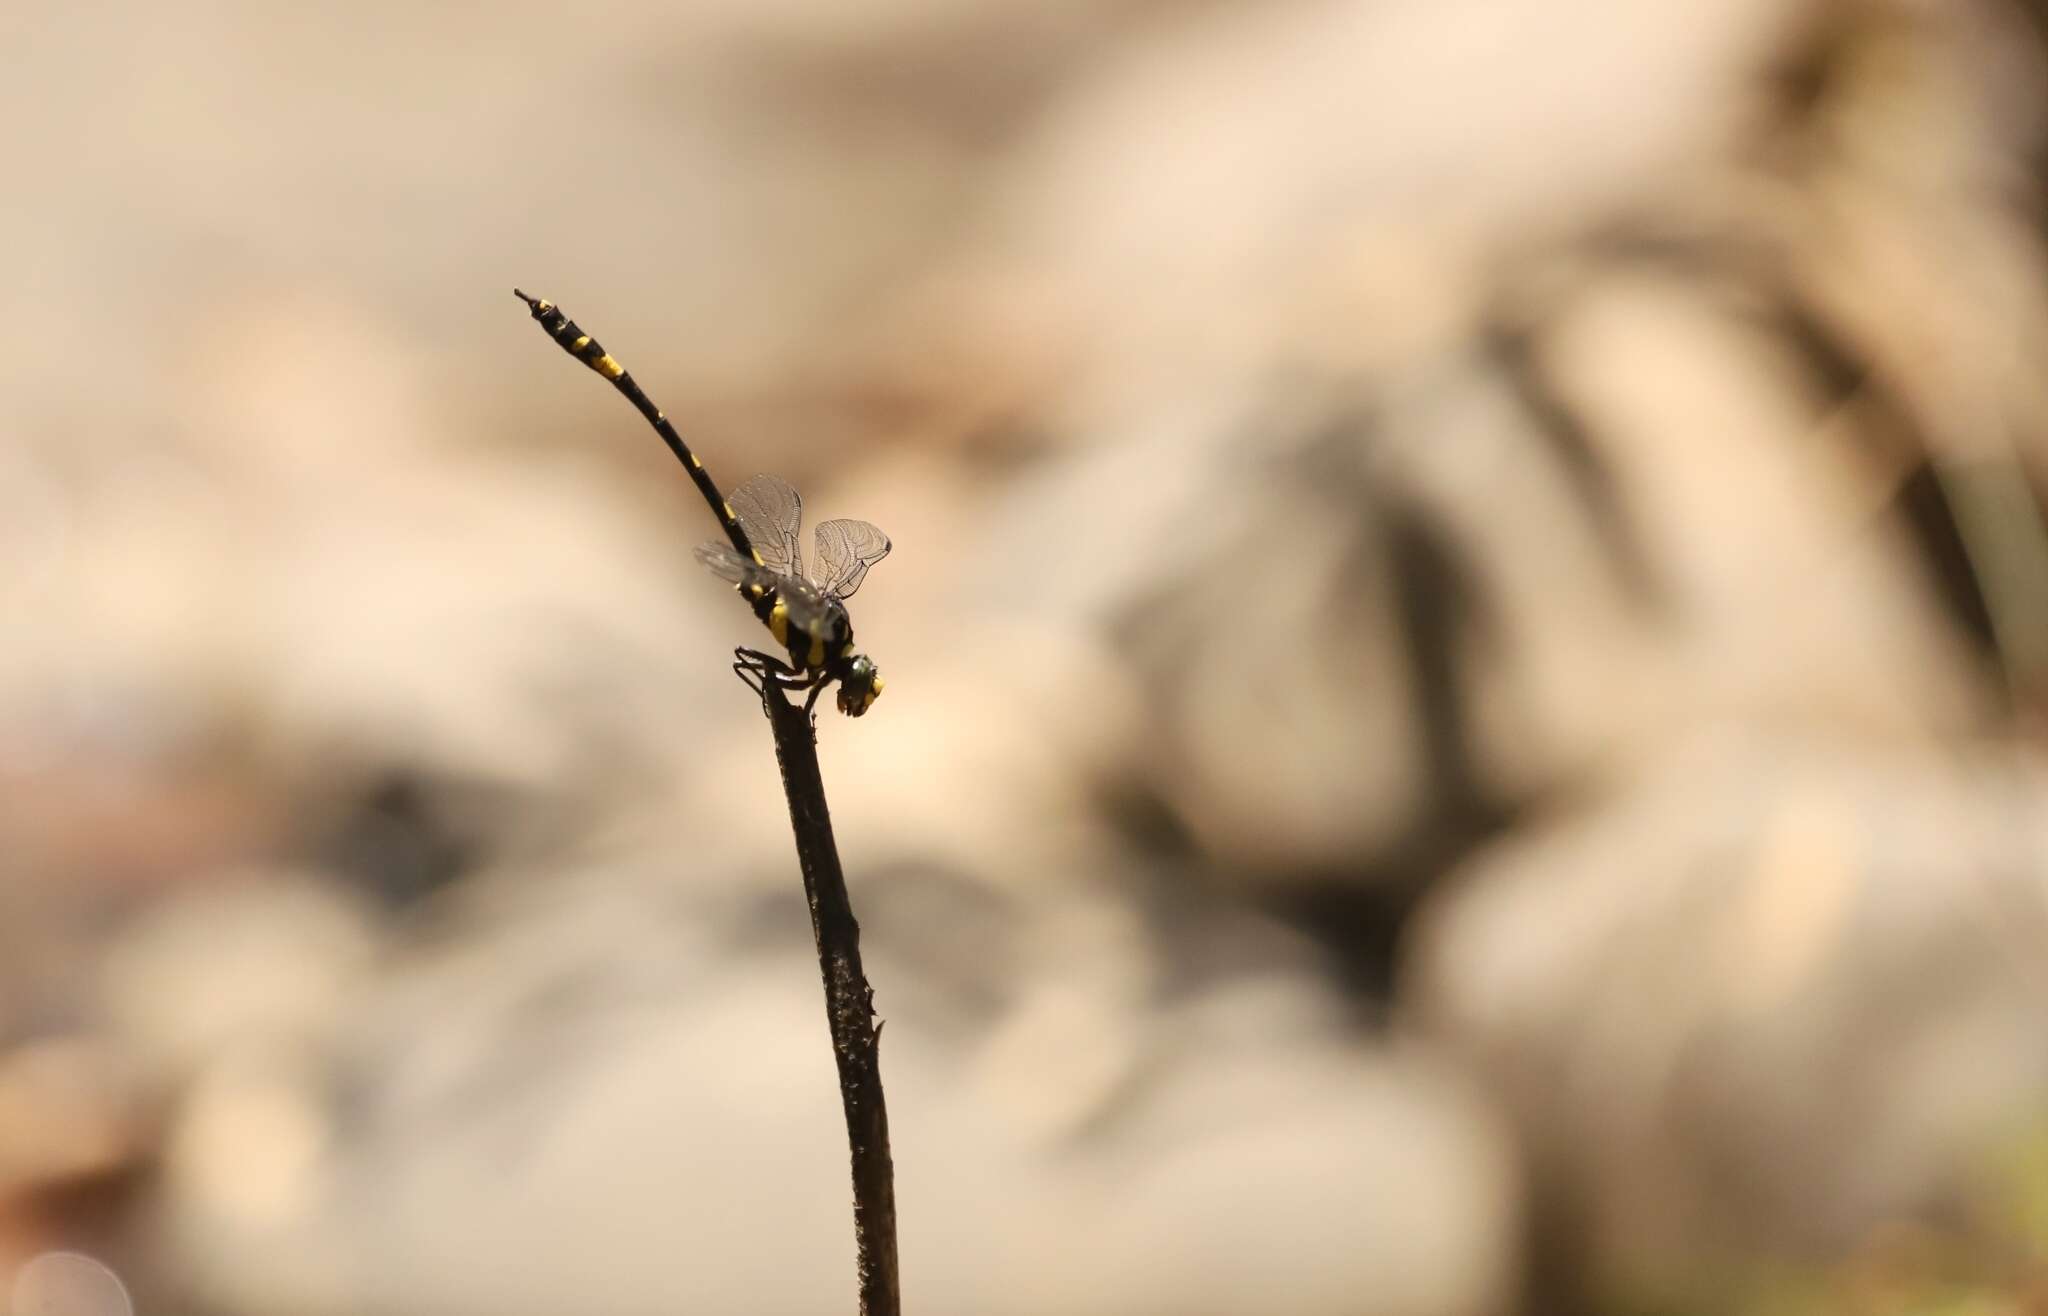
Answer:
[
  {"left": 728, "top": 474, "right": 804, "bottom": 580},
  {"left": 813, "top": 518, "right": 892, "bottom": 600}
]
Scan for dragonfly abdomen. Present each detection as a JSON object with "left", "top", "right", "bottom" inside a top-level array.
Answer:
[{"left": 514, "top": 290, "right": 763, "bottom": 570}]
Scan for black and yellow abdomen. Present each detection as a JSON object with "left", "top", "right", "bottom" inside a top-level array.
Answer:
[
  {"left": 518, "top": 293, "right": 627, "bottom": 380},
  {"left": 514, "top": 289, "right": 762, "bottom": 569}
]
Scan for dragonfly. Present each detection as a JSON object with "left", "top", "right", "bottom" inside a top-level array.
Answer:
[
  {"left": 696, "top": 473, "right": 889, "bottom": 715},
  {"left": 515, "top": 290, "right": 891, "bottom": 716}
]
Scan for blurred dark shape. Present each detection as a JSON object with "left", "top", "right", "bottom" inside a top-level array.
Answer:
[{"left": 305, "top": 769, "right": 496, "bottom": 913}]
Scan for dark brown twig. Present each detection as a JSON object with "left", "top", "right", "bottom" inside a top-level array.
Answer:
[{"left": 756, "top": 670, "right": 901, "bottom": 1316}]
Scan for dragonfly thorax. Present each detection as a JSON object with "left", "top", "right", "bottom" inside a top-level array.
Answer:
[
  {"left": 696, "top": 472, "right": 892, "bottom": 716},
  {"left": 749, "top": 583, "right": 849, "bottom": 668},
  {"left": 736, "top": 579, "right": 881, "bottom": 715}
]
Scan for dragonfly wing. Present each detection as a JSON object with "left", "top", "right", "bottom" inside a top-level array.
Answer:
[
  {"left": 813, "top": 518, "right": 892, "bottom": 601},
  {"left": 728, "top": 474, "right": 804, "bottom": 580},
  {"left": 694, "top": 541, "right": 774, "bottom": 588},
  {"left": 699, "top": 541, "right": 837, "bottom": 642}
]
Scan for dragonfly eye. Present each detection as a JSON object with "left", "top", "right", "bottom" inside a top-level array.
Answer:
[{"left": 837, "top": 657, "right": 882, "bottom": 716}]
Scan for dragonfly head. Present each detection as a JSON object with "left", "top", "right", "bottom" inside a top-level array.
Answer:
[{"left": 836, "top": 654, "right": 883, "bottom": 717}]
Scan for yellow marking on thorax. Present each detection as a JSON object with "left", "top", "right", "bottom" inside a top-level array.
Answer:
[
  {"left": 593, "top": 354, "right": 625, "bottom": 380},
  {"left": 768, "top": 598, "right": 790, "bottom": 646},
  {"left": 806, "top": 632, "right": 826, "bottom": 668}
]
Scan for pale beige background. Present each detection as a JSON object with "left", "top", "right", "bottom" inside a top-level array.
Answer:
[{"left": 4, "top": 2, "right": 2048, "bottom": 1313}]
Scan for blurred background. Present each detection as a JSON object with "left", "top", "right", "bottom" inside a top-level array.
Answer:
[{"left": 5, "top": 1, "right": 2048, "bottom": 1313}]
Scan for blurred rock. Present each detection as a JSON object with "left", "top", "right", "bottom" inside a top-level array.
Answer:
[
  {"left": 138, "top": 857, "right": 1521, "bottom": 1316},
  {"left": 1403, "top": 732, "right": 2048, "bottom": 1308},
  {"left": 99, "top": 872, "right": 380, "bottom": 1074},
  {"left": 0, "top": 1039, "right": 151, "bottom": 1202},
  {"left": 1411, "top": 265, "right": 1992, "bottom": 795}
]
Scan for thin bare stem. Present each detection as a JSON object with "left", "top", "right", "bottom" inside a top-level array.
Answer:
[{"left": 755, "top": 669, "right": 900, "bottom": 1316}]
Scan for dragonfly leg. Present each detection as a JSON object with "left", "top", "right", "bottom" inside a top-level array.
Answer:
[
  {"left": 733, "top": 647, "right": 798, "bottom": 701},
  {"left": 735, "top": 646, "right": 796, "bottom": 678},
  {"left": 731, "top": 648, "right": 834, "bottom": 724}
]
